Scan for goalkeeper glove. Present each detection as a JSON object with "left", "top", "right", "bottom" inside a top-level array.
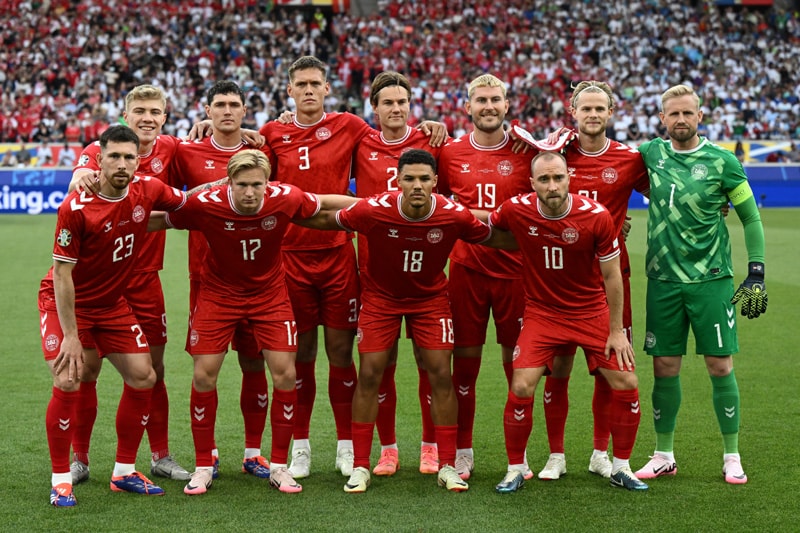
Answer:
[{"left": 731, "top": 262, "right": 767, "bottom": 319}]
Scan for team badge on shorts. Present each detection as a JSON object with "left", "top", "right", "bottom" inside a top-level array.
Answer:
[
  {"left": 512, "top": 345, "right": 520, "bottom": 361},
  {"left": 644, "top": 331, "right": 656, "bottom": 349},
  {"left": 45, "top": 334, "right": 60, "bottom": 352},
  {"left": 356, "top": 328, "right": 363, "bottom": 344},
  {"left": 189, "top": 329, "right": 200, "bottom": 347},
  {"left": 57, "top": 228, "right": 72, "bottom": 247}
]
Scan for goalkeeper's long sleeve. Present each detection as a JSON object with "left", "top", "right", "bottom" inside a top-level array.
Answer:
[{"left": 729, "top": 184, "right": 765, "bottom": 264}]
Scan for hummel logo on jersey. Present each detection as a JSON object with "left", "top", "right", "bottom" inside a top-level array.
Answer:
[
  {"left": 282, "top": 135, "right": 291, "bottom": 143},
  {"left": 388, "top": 229, "right": 399, "bottom": 238},
  {"left": 224, "top": 221, "right": 234, "bottom": 231},
  {"left": 577, "top": 198, "right": 605, "bottom": 213},
  {"left": 368, "top": 195, "right": 392, "bottom": 208},
  {"left": 257, "top": 394, "right": 267, "bottom": 408},
  {"left": 460, "top": 163, "right": 470, "bottom": 173},
  {"left": 528, "top": 226, "right": 538, "bottom": 236},
  {"left": 204, "top": 160, "right": 215, "bottom": 169},
  {"left": 104, "top": 221, "right": 113, "bottom": 232},
  {"left": 657, "top": 159, "right": 665, "bottom": 169},
  {"left": 197, "top": 190, "right": 222, "bottom": 203},
  {"left": 369, "top": 152, "right": 378, "bottom": 161}
]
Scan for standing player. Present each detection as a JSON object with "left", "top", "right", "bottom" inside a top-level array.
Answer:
[
  {"left": 171, "top": 80, "right": 275, "bottom": 480},
  {"left": 531, "top": 81, "right": 650, "bottom": 481},
  {"left": 436, "top": 74, "right": 534, "bottom": 480},
  {"left": 66, "top": 84, "right": 190, "bottom": 484},
  {"left": 635, "top": 85, "right": 766, "bottom": 485},
  {"left": 489, "top": 151, "right": 648, "bottom": 493},
  {"left": 332, "top": 149, "right": 509, "bottom": 493},
  {"left": 40, "top": 126, "right": 186, "bottom": 506},
  {"left": 259, "top": 55, "right": 370, "bottom": 478},
  {"left": 352, "top": 71, "right": 445, "bottom": 477},
  {"left": 153, "top": 150, "right": 358, "bottom": 495}
]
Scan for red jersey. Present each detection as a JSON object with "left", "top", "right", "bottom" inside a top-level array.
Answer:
[
  {"left": 336, "top": 191, "right": 491, "bottom": 303},
  {"left": 437, "top": 132, "right": 533, "bottom": 279},
  {"left": 170, "top": 136, "right": 270, "bottom": 279},
  {"left": 165, "top": 182, "right": 320, "bottom": 302},
  {"left": 489, "top": 193, "right": 620, "bottom": 319},
  {"left": 352, "top": 126, "right": 443, "bottom": 270},
  {"left": 353, "top": 126, "right": 442, "bottom": 198},
  {"left": 564, "top": 138, "right": 649, "bottom": 278},
  {"left": 74, "top": 135, "right": 181, "bottom": 273},
  {"left": 260, "top": 112, "right": 371, "bottom": 250},
  {"left": 42, "top": 177, "right": 186, "bottom": 308}
]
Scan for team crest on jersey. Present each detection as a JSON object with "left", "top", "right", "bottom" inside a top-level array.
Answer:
[
  {"left": 78, "top": 154, "right": 90, "bottom": 167},
  {"left": 150, "top": 158, "right": 164, "bottom": 174},
  {"left": 57, "top": 228, "right": 72, "bottom": 247},
  {"left": 497, "top": 160, "right": 513, "bottom": 176},
  {"left": 601, "top": 167, "right": 618, "bottom": 184},
  {"left": 691, "top": 164, "right": 708, "bottom": 180},
  {"left": 45, "top": 334, "right": 60, "bottom": 352},
  {"left": 568, "top": 166, "right": 576, "bottom": 178},
  {"left": 204, "top": 160, "right": 215, "bottom": 170},
  {"left": 315, "top": 127, "right": 332, "bottom": 141},
  {"left": 561, "top": 227, "right": 579, "bottom": 244},
  {"left": 132, "top": 205, "right": 146, "bottom": 223},
  {"left": 189, "top": 329, "right": 199, "bottom": 346},
  {"left": 261, "top": 216, "right": 277, "bottom": 231},
  {"left": 427, "top": 228, "right": 444, "bottom": 244}
]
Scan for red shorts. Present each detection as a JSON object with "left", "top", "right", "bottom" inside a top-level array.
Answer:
[
  {"left": 124, "top": 270, "right": 167, "bottom": 347},
  {"left": 357, "top": 292, "right": 453, "bottom": 353},
  {"left": 513, "top": 309, "right": 622, "bottom": 374},
  {"left": 187, "top": 290, "right": 297, "bottom": 355},
  {"left": 449, "top": 262, "right": 523, "bottom": 347},
  {"left": 283, "top": 244, "right": 360, "bottom": 333},
  {"left": 38, "top": 292, "right": 149, "bottom": 360}
]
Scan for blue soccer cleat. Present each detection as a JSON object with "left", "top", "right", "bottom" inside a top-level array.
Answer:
[{"left": 110, "top": 471, "right": 165, "bottom": 495}]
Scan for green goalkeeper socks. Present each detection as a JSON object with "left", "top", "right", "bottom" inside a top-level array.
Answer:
[
  {"left": 652, "top": 375, "right": 682, "bottom": 452},
  {"left": 711, "top": 370, "right": 741, "bottom": 453}
]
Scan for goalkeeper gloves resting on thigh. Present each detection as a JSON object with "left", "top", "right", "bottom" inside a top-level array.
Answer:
[{"left": 731, "top": 262, "right": 768, "bottom": 319}]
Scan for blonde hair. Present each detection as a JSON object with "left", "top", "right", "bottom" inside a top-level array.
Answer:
[
  {"left": 661, "top": 84, "right": 699, "bottom": 111},
  {"left": 227, "top": 149, "right": 272, "bottom": 181},
  {"left": 467, "top": 74, "right": 507, "bottom": 100},
  {"left": 125, "top": 84, "right": 167, "bottom": 112},
  {"left": 570, "top": 81, "right": 614, "bottom": 109}
]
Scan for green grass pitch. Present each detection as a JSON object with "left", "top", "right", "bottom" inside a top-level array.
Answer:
[{"left": 1, "top": 209, "right": 798, "bottom": 532}]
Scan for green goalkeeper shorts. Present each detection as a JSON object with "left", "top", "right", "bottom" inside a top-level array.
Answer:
[{"left": 644, "top": 277, "right": 739, "bottom": 356}]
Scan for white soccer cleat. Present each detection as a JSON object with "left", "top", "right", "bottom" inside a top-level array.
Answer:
[
  {"left": 71, "top": 459, "right": 90, "bottom": 485},
  {"left": 335, "top": 448, "right": 354, "bottom": 477},
  {"left": 588, "top": 451, "right": 612, "bottom": 479},
  {"left": 538, "top": 454, "right": 567, "bottom": 480},
  {"left": 151, "top": 455, "right": 191, "bottom": 481},
  {"left": 288, "top": 446, "right": 311, "bottom": 479},
  {"left": 437, "top": 465, "right": 469, "bottom": 492},
  {"left": 343, "top": 466, "right": 371, "bottom": 493},
  {"left": 454, "top": 453, "right": 474, "bottom": 481}
]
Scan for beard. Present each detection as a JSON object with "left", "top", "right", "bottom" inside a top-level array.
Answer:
[{"left": 669, "top": 124, "right": 697, "bottom": 143}]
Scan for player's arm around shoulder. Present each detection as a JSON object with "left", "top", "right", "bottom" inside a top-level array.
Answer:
[{"left": 293, "top": 193, "right": 360, "bottom": 230}]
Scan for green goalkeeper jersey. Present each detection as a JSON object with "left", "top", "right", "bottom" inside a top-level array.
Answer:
[{"left": 639, "top": 137, "right": 749, "bottom": 283}]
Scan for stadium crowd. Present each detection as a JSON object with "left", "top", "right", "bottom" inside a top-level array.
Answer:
[{"left": 1, "top": 0, "right": 799, "bottom": 147}]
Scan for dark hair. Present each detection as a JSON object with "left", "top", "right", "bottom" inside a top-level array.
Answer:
[
  {"left": 288, "top": 56, "right": 327, "bottom": 81},
  {"left": 99, "top": 125, "right": 140, "bottom": 149},
  {"left": 207, "top": 80, "right": 245, "bottom": 105},
  {"left": 398, "top": 149, "right": 436, "bottom": 174},
  {"left": 370, "top": 71, "right": 412, "bottom": 107}
]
